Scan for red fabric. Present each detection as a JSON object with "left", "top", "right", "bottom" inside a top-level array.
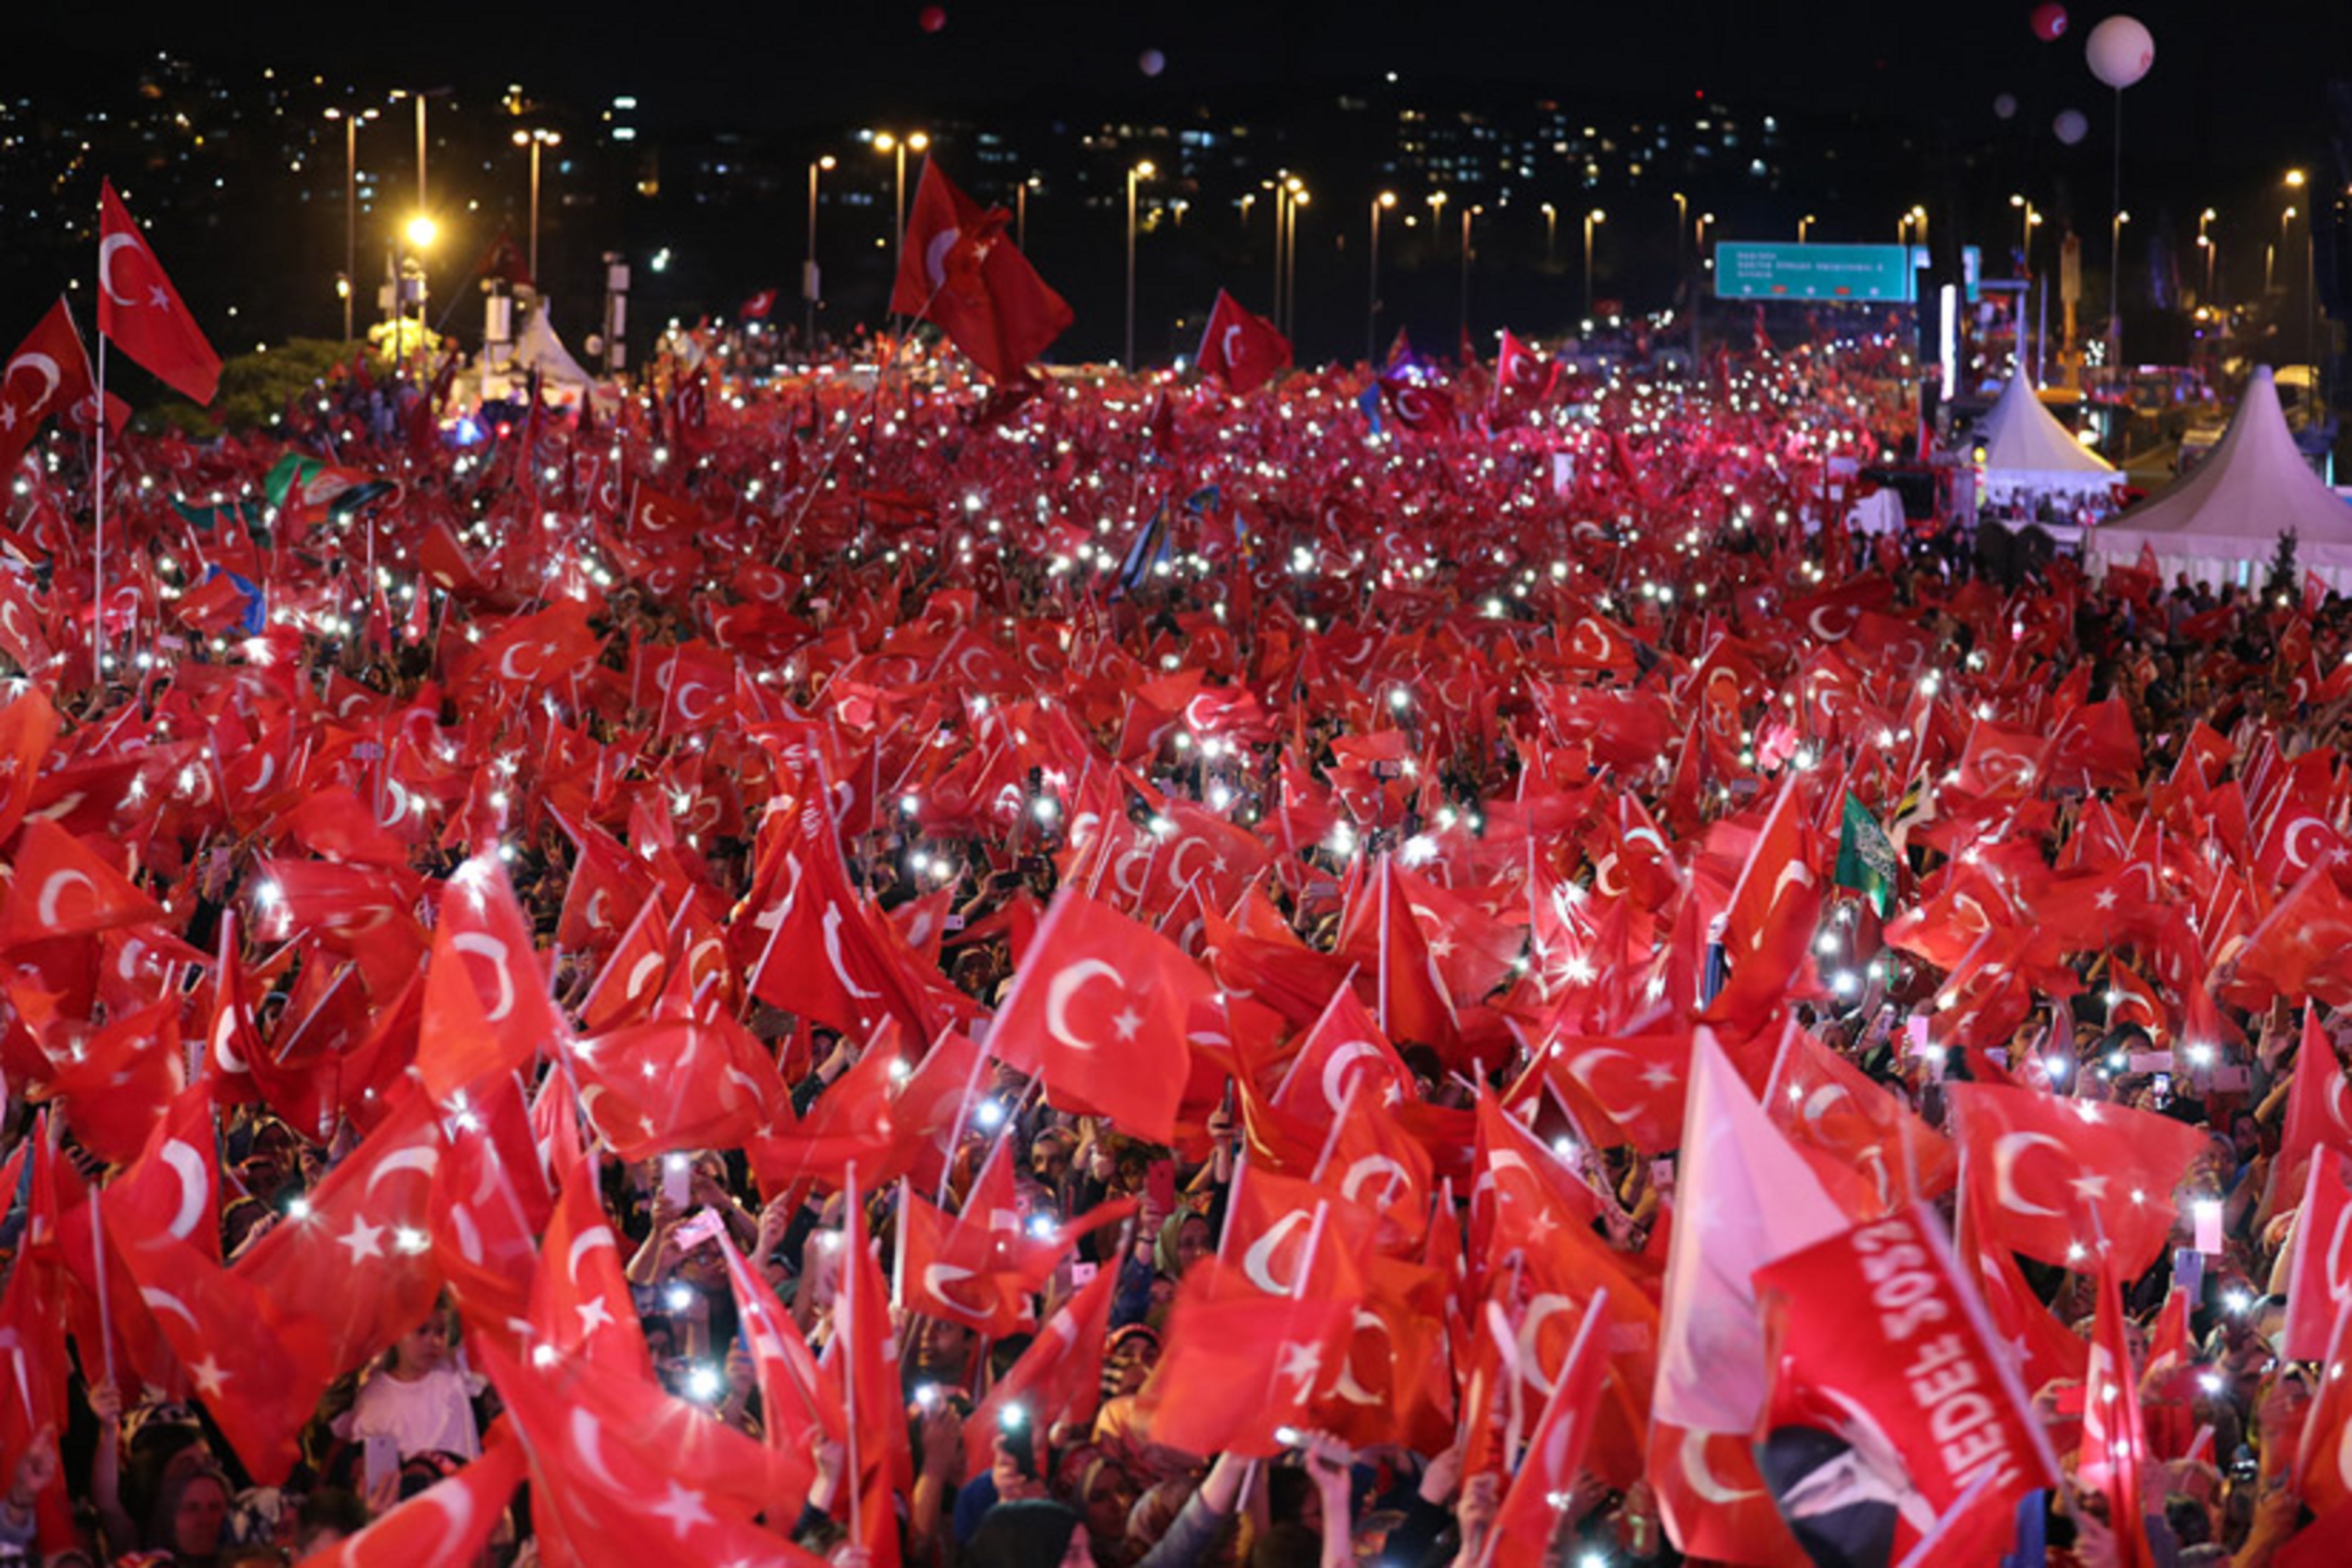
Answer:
[
  {"left": 97, "top": 180, "right": 221, "bottom": 403},
  {"left": 889, "top": 160, "right": 1072, "bottom": 383},
  {"left": 1195, "top": 288, "right": 1291, "bottom": 396}
]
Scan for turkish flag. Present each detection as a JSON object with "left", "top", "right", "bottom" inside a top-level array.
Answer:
[
  {"left": 572, "top": 1010, "right": 788, "bottom": 1162},
  {"left": 1646, "top": 1418, "right": 1812, "bottom": 1567},
  {"left": 2080, "top": 1256, "right": 2159, "bottom": 1568},
  {"left": 290, "top": 1433, "right": 526, "bottom": 1568},
  {"left": 2299, "top": 1300, "right": 2352, "bottom": 1517},
  {"left": 0, "top": 299, "right": 99, "bottom": 474},
  {"left": 1137, "top": 1256, "right": 1356, "bottom": 1458},
  {"left": 1487, "top": 1291, "right": 1612, "bottom": 1568},
  {"left": 528, "top": 1149, "right": 654, "bottom": 1381},
  {"left": 429, "top": 1071, "right": 550, "bottom": 1359},
  {"left": 1765, "top": 1021, "right": 1957, "bottom": 1219},
  {"left": 986, "top": 887, "right": 1215, "bottom": 1143},
  {"left": 39, "top": 1000, "right": 181, "bottom": 1165},
  {"left": 0, "top": 818, "right": 168, "bottom": 949},
  {"left": 2285, "top": 1152, "right": 2352, "bottom": 1359},
  {"left": 964, "top": 1254, "right": 1120, "bottom": 1473},
  {"left": 234, "top": 1089, "right": 447, "bottom": 1378},
  {"left": 1948, "top": 1080, "right": 2209, "bottom": 1276},
  {"left": 1378, "top": 372, "right": 1456, "bottom": 433},
  {"left": 97, "top": 179, "right": 221, "bottom": 403},
  {"left": 2278, "top": 1006, "right": 2352, "bottom": 1186},
  {"left": 739, "top": 287, "right": 777, "bottom": 321},
  {"left": 890, "top": 159, "right": 1072, "bottom": 383},
  {"left": 1751, "top": 1205, "right": 2057, "bottom": 1567},
  {"left": 478, "top": 1339, "right": 826, "bottom": 1568},
  {"left": 414, "top": 855, "right": 569, "bottom": 1103},
  {"left": 1195, "top": 288, "right": 1290, "bottom": 396}
]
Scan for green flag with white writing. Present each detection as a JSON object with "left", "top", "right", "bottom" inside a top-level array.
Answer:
[{"left": 1832, "top": 792, "right": 1898, "bottom": 915}]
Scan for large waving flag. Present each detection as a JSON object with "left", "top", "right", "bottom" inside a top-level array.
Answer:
[
  {"left": 889, "top": 159, "right": 1072, "bottom": 383},
  {"left": 97, "top": 179, "right": 221, "bottom": 403}
]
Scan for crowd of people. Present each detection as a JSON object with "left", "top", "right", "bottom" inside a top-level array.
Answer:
[{"left": 0, "top": 320, "right": 2348, "bottom": 1568}]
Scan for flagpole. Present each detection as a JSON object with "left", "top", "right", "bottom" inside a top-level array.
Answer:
[
  {"left": 842, "top": 1160, "right": 865, "bottom": 1550},
  {"left": 90, "top": 1179, "right": 118, "bottom": 1388},
  {"left": 93, "top": 326, "right": 107, "bottom": 689}
]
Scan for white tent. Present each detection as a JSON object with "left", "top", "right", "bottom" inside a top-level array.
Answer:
[
  {"left": 2088, "top": 367, "right": 2352, "bottom": 589},
  {"left": 512, "top": 304, "right": 594, "bottom": 391},
  {"left": 1974, "top": 376, "right": 2116, "bottom": 502}
]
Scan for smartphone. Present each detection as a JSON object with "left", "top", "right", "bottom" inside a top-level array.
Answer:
[
  {"left": 998, "top": 1401, "right": 1037, "bottom": 1476},
  {"left": 1145, "top": 1159, "right": 1178, "bottom": 1216},
  {"left": 662, "top": 1152, "right": 693, "bottom": 1210},
  {"left": 2154, "top": 1071, "right": 2174, "bottom": 1104},
  {"left": 673, "top": 1207, "right": 727, "bottom": 1250},
  {"left": 363, "top": 1431, "right": 401, "bottom": 1497},
  {"left": 2174, "top": 1247, "right": 2206, "bottom": 1299},
  {"left": 1649, "top": 1157, "right": 1673, "bottom": 1190}
]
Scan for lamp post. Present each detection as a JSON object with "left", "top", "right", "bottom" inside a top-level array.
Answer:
[
  {"left": 2109, "top": 209, "right": 2130, "bottom": 363},
  {"left": 805, "top": 153, "right": 835, "bottom": 348},
  {"left": 873, "top": 130, "right": 929, "bottom": 259},
  {"left": 323, "top": 105, "right": 378, "bottom": 342},
  {"left": 393, "top": 213, "right": 438, "bottom": 371},
  {"left": 1016, "top": 175, "right": 1037, "bottom": 252},
  {"left": 1671, "top": 191, "right": 1686, "bottom": 280},
  {"left": 1695, "top": 212, "right": 1716, "bottom": 272},
  {"left": 2010, "top": 194, "right": 2040, "bottom": 276},
  {"left": 1459, "top": 203, "right": 1481, "bottom": 347},
  {"left": 1125, "top": 160, "right": 1155, "bottom": 367},
  {"left": 510, "top": 128, "right": 560, "bottom": 284},
  {"left": 1368, "top": 190, "right": 1395, "bottom": 363},
  {"left": 1797, "top": 214, "right": 1815, "bottom": 244},
  {"left": 1283, "top": 183, "right": 1308, "bottom": 342},
  {"left": 1582, "top": 207, "right": 1605, "bottom": 319},
  {"left": 1541, "top": 201, "right": 1557, "bottom": 267},
  {"left": 1427, "top": 190, "right": 1448, "bottom": 257}
]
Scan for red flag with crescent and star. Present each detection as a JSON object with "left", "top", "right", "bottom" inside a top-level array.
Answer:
[
  {"left": 97, "top": 179, "right": 222, "bottom": 404},
  {"left": 1195, "top": 288, "right": 1290, "bottom": 396},
  {"left": 889, "top": 159, "right": 1071, "bottom": 383}
]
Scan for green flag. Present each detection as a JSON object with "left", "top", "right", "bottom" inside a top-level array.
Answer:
[{"left": 1833, "top": 792, "right": 1898, "bottom": 915}]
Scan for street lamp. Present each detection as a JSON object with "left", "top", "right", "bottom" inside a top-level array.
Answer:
[
  {"left": 2197, "top": 207, "right": 2217, "bottom": 301},
  {"left": 1125, "top": 160, "right": 1155, "bottom": 367},
  {"left": 1696, "top": 212, "right": 1716, "bottom": 271},
  {"left": 1427, "top": 190, "right": 1449, "bottom": 256},
  {"left": 1541, "top": 201, "right": 1557, "bottom": 267},
  {"left": 510, "top": 127, "right": 561, "bottom": 284},
  {"left": 1797, "top": 214, "right": 1816, "bottom": 244},
  {"left": 2109, "top": 209, "right": 2130, "bottom": 363},
  {"left": 1671, "top": 190, "right": 1687, "bottom": 279},
  {"left": 323, "top": 105, "right": 378, "bottom": 342},
  {"left": 872, "top": 130, "right": 929, "bottom": 259},
  {"left": 1459, "top": 203, "right": 1482, "bottom": 346},
  {"left": 1284, "top": 183, "right": 1309, "bottom": 341},
  {"left": 1582, "top": 207, "right": 1605, "bottom": 319},
  {"left": 393, "top": 213, "right": 438, "bottom": 368},
  {"left": 1016, "top": 175, "right": 1038, "bottom": 252},
  {"left": 805, "top": 153, "right": 835, "bottom": 348},
  {"left": 1368, "top": 190, "right": 1396, "bottom": 363},
  {"left": 2010, "top": 194, "right": 2041, "bottom": 275}
]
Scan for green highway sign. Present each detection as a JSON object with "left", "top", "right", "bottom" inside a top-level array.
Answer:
[{"left": 1714, "top": 242, "right": 1917, "bottom": 303}]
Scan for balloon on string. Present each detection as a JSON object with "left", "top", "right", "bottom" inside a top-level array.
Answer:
[
  {"left": 1138, "top": 48, "right": 1167, "bottom": 76},
  {"left": 2053, "top": 108, "right": 2090, "bottom": 145},
  {"left": 2028, "top": 2, "right": 2068, "bottom": 41},
  {"left": 2085, "top": 14, "right": 2154, "bottom": 88},
  {"left": 918, "top": 5, "right": 947, "bottom": 31},
  {"left": 1993, "top": 92, "right": 2020, "bottom": 120}
]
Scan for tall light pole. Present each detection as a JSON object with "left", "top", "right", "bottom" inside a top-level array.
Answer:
[
  {"left": 2010, "top": 194, "right": 2040, "bottom": 276},
  {"left": 873, "top": 130, "right": 929, "bottom": 259},
  {"left": 1582, "top": 207, "right": 1605, "bottom": 319},
  {"left": 1696, "top": 212, "right": 1716, "bottom": 273},
  {"left": 805, "top": 153, "right": 835, "bottom": 349},
  {"left": 1016, "top": 175, "right": 1037, "bottom": 252},
  {"left": 1427, "top": 190, "right": 1448, "bottom": 258},
  {"left": 1459, "top": 203, "right": 1480, "bottom": 348},
  {"left": 2286, "top": 170, "right": 2312, "bottom": 375},
  {"left": 2109, "top": 209, "right": 2130, "bottom": 363},
  {"left": 1541, "top": 202, "right": 1557, "bottom": 267},
  {"left": 1797, "top": 214, "right": 1816, "bottom": 244},
  {"left": 324, "top": 105, "right": 378, "bottom": 342},
  {"left": 1125, "top": 160, "right": 1155, "bottom": 367},
  {"left": 510, "top": 127, "right": 560, "bottom": 284},
  {"left": 2197, "top": 207, "right": 2217, "bottom": 301},
  {"left": 1368, "top": 190, "right": 1396, "bottom": 363},
  {"left": 393, "top": 213, "right": 438, "bottom": 370},
  {"left": 1283, "top": 183, "right": 1308, "bottom": 343},
  {"left": 1671, "top": 191, "right": 1687, "bottom": 281}
]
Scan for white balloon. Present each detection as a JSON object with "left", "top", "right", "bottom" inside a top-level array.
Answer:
[
  {"left": 1993, "top": 92, "right": 2020, "bottom": 120},
  {"left": 2053, "top": 108, "right": 2090, "bottom": 145},
  {"left": 1138, "top": 48, "right": 1166, "bottom": 76},
  {"left": 2085, "top": 14, "right": 2153, "bottom": 89}
]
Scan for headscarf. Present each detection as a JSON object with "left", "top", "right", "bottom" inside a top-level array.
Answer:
[{"left": 968, "top": 1499, "right": 1082, "bottom": 1568}]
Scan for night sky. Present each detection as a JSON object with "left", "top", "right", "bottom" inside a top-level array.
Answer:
[{"left": 12, "top": 0, "right": 2345, "bottom": 172}]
